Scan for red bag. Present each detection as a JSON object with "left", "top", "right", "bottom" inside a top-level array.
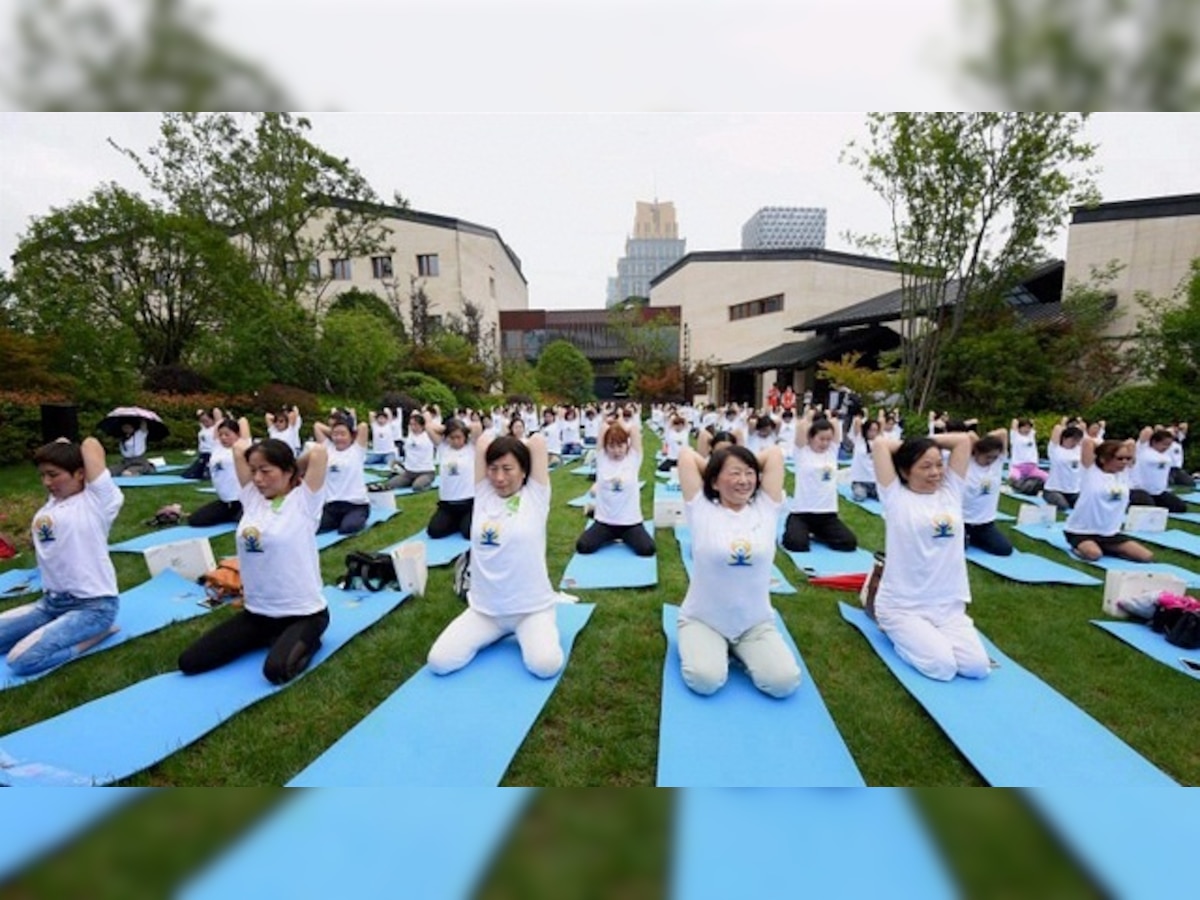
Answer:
[{"left": 0, "top": 534, "right": 16, "bottom": 559}]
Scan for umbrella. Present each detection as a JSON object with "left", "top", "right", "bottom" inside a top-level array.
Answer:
[{"left": 98, "top": 406, "right": 170, "bottom": 442}]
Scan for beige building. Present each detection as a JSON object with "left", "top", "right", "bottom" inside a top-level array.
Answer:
[
  {"left": 1065, "top": 193, "right": 1200, "bottom": 337},
  {"left": 648, "top": 248, "right": 903, "bottom": 403}
]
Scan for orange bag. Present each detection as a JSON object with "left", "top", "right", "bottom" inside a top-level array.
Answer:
[{"left": 199, "top": 558, "right": 243, "bottom": 607}]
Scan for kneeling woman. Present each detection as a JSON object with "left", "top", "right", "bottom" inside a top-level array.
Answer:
[
  {"left": 1064, "top": 437, "right": 1153, "bottom": 563},
  {"left": 782, "top": 412, "right": 858, "bottom": 553},
  {"left": 574, "top": 416, "right": 656, "bottom": 557},
  {"left": 426, "top": 417, "right": 481, "bottom": 539},
  {"left": 871, "top": 432, "right": 991, "bottom": 682},
  {"left": 675, "top": 443, "right": 800, "bottom": 698},
  {"left": 178, "top": 434, "right": 330, "bottom": 685},
  {"left": 427, "top": 433, "right": 564, "bottom": 679}
]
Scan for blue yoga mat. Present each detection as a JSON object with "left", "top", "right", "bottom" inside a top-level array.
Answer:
[
  {"left": 288, "top": 602, "right": 593, "bottom": 786},
  {"left": 179, "top": 788, "right": 532, "bottom": 900},
  {"left": 0, "top": 568, "right": 41, "bottom": 598},
  {"left": 571, "top": 465, "right": 596, "bottom": 477},
  {"left": 839, "top": 602, "right": 1176, "bottom": 786},
  {"left": 1171, "top": 511, "right": 1200, "bottom": 524},
  {"left": 780, "top": 543, "right": 877, "bottom": 579},
  {"left": 1178, "top": 491, "right": 1200, "bottom": 504},
  {"left": 675, "top": 525, "right": 795, "bottom": 595},
  {"left": 0, "top": 789, "right": 151, "bottom": 881},
  {"left": 657, "top": 605, "right": 863, "bottom": 787},
  {"left": 1, "top": 570, "right": 212, "bottom": 691},
  {"left": 836, "top": 483, "right": 884, "bottom": 516},
  {"left": 1014, "top": 523, "right": 1200, "bottom": 588},
  {"left": 381, "top": 528, "right": 471, "bottom": 567},
  {"left": 110, "top": 523, "right": 237, "bottom": 553},
  {"left": 314, "top": 506, "right": 400, "bottom": 550},
  {"left": 673, "top": 789, "right": 955, "bottom": 899},
  {"left": 1092, "top": 619, "right": 1200, "bottom": 680},
  {"left": 111, "top": 474, "right": 206, "bottom": 487},
  {"left": 560, "top": 522, "right": 658, "bottom": 590},
  {"left": 1024, "top": 787, "right": 1200, "bottom": 900},
  {"left": 1127, "top": 527, "right": 1200, "bottom": 557},
  {"left": 0, "top": 585, "right": 410, "bottom": 786},
  {"left": 383, "top": 476, "right": 439, "bottom": 495},
  {"left": 964, "top": 546, "right": 1101, "bottom": 586},
  {"left": 566, "top": 491, "right": 593, "bottom": 508}
]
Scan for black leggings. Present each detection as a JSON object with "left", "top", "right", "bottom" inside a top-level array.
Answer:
[
  {"left": 576, "top": 520, "right": 657, "bottom": 556},
  {"left": 964, "top": 521, "right": 1014, "bottom": 556},
  {"left": 189, "top": 499, "right": 243, "bottom": 528},
  {"left": 427, "top": 499, "right": 474, "bottom": 539},
  {"left": 178, "top": 606, "right": 330, "bottom": 685},
  {"left": 782, "top": 512, "right": 858, "bottom": 552},
  {"left": 318, "top": 501, "right": 370, "bottom": 534},
  {"left": 1129, "top": 488, "right": 1187, "bottom": 514}
]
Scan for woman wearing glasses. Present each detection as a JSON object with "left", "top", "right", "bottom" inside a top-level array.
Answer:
[{"left": 1063, "top": 437, "right": 1154, "bottom": 562}]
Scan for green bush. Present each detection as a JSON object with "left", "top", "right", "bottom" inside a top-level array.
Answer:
[
  {"left": 386, "top": 372, "right": 457, "bottom": 413},
  {"left": 1085, "top": 382, "right": 1200, "bottom": 468}
]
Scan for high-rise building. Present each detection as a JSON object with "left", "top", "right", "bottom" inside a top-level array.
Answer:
[
  {"left": 741, "top": 206, "right": 827, "bottom": 250},
  {"left": 606, "top": 200, "right": 686, "bottom": 306}
]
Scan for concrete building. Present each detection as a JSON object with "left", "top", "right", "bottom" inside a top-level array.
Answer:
[
  {"left": 1064, "top": 192, "right": 1200, "bottom": 337},
  {"left": 606, "top": 200, "right": 687, "bottom": 306},
  {"left": 741, "top": 206, "right": 827, "bottom": 250},
  {"left": 648, "top": 248, "right": 903, "bottom": 404}
]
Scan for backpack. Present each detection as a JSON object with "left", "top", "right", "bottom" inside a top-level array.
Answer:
[
  {"left": 198, "top": 558, "right": 242, "bottom": 606},
  {"left": 452, "top": 550, "right": 471, "bottom": 601},
  {"left": 338, "top": 551, "right": 397, "bottom": 592}
]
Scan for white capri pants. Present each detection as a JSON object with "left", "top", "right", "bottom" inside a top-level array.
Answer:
[
  {"left": 677, "top": 616, "right": 801, "bottom": 698},
  {"left": 875, "top": 600, "right": 990, "bottom": 681},
  {"left": 428, "top": 605, "right": 563, "bottom": 679}
]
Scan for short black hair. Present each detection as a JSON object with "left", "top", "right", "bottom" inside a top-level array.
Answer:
[{"left": 702, "top": 445, "right": 761, "bottom": 502}]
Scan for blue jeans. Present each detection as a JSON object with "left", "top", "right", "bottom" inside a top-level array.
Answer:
[{"left": 0, "top": 593, "right": 118, "bottom": 676}]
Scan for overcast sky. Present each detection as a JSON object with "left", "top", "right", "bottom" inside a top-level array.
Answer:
[{"left": 3, "top": 112, "right": 1199, "bottom": 309}]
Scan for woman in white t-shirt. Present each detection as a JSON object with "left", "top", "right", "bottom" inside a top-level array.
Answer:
[
  {"left": 848, "top": 412, "right": 881, "bottom": 502},
  {"left": 1064, "top": 438, "right": 1154, "bottom": 562},
  {"left": 574, "top": 416, "right": 656, "bottom": 557},
  {"left": 1042, "top": 419, "right": 1085, "bottom": 512},
  {"left": 1129, "top": 426, "right": 1188, "bottom": 513},
  {"left": 179, "top": 432, "right": 330, "bottom": 684},
  {"left": 427, "top": 433, "right": 564, "bottom": 679},
  {"left": 871, "top": 432, "right": 991, "bottom": 682},
  {"left": 107, "top": 419, "right": 154, "bottom": 476},
  {"left": 366, "top": 409, "right": 398, "bottom": 467},
  {"left": 961, "top": 430, "right": 1012, "bottom": 556},
  {"left": 188, "top": 417, "right": 251, "bottom": 527},
  {"left": 427, "top": 418, "right": 481, "bottom": 539},
  {"left": 783, "top": 412, "right": 858, "bottom": 553},
  {"left": 182, "top": 407, "right": 222, "bottom": 480},
  {"left": 674, "top": 442, "right": 800, "bottom": 698},
  {"left": 560, "top": 407, "right": 583, "bottom": 456},
  {"left": 313, "top": 414, "right": 371, "bottom": 535},
  {"left": 1008, "top": 417, "right": 1046, "bottom": 486},
  {"left": 0, "top": 437, "right": 125, "bottom": 676},
  {"left": 370, "top": 412, "right": 437, "bottom": 493},
  {"left": 659, "top": 416, "right": 690, "bottom": 472},
  {"left": 265, "top": 405, "right": 302, "bottom": 456}
]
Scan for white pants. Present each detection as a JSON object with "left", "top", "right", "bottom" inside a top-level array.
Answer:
[
  {"left": 428, "top": 605, "right": 563, "bottom": 679},
  {"left": 677, "top": 616, "right": 801, "bottom": 698},
  {"left": 875, "top": 601, "right": 990, "bottom": 681}
]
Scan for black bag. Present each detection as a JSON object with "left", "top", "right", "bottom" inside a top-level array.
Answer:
[
  {"left": 1011, "top": 476, "right": 1043, "bottom": 496},
  {"left": 339, "top": 551, "right": 397, "bottom": 592},
  {"left": 1166, "top": 610, "right": 1200, "bottom": 650},
  {"left": 1151, "top": 604, "right": 1187, "bottom": 634},
  {"left": 452, "top": 550, "right": 471, "bottom": 601}
]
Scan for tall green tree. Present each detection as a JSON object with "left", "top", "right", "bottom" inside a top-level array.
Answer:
[
  {"left": 1132, "top": 257, "right": 1200, "bottom": 389},
  {"left": 314, "top": 308, "right": 402, "bottom": 398},
  {"left": 535, "top": 340, "right": 595, "bottom": 406},
  {"left": 843, "top": 112, "right": 1098, "bottom": 412}
]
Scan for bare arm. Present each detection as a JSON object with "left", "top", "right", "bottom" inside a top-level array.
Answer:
[
  {"left": 355, "top": 422, "right": 370, "bottom": 448},
  {"left": 934, "top": 431, "right": 975, "bottom": 480},
  {"left": 475, "top": 430, "right": 493, "bottom": 486},
  {"left": 313, "top": 421, "right": 332, "bottom": 443},
  {"left": 678, "top": 446, "right": 706, "bottom": 503},
  {"left": 81, "top": 437, "right": 108, "bottom": 483},
  {"left": 298, "top": 443, "right": 328, "bottom": 493},
  {"left": 757, "top": 445, "right": 785, "bottom": 504},
  {"left": 527, "top": 432, "right": 550, "bottom": 487},
  {"left": 872, "top": 437, "right": 902, "bottom": 489}
]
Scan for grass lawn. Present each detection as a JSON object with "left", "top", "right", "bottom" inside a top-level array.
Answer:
[{"left": 0, "top": 434, "right": 1196, "bottom": 894}]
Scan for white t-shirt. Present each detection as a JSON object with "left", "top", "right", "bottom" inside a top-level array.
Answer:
[
  {"left": 595, "top": 448, "right": 643, "bottom": 526},
  {"left": 962, "top": 455, "right": 1006, "bottom": 525},
  {"left": 323, "top": 440, "right": 368, "bottom": 504},
  {"left": 1169, "top": 438, "right": 1184, "bottom": 468},
  {"left": 877, "top": 470, "right": 970, "bottom": 611},
  {"left": 469, "top": 477, "right": 557, "bottom": 616},
  {"left": 1009, "top": 428, "right": 1038, "bottom": 465},
  {"left": 370, "top": 420, "right": 394, "bottom": 454},
  {"left": 33, "top": 471, "right": 124, "bottom": 598},
  {"left": 209, "top": 444, "right": 241, "bottom": 502},
  {"left": 543, "top": 420, "right": 563, "bottom": 454},
  {"left": 197, "top": 423, "right": 216, "bottom": 455},
  {"left": 437, "top": 442, "right": 475, "bottom": 502},
  {"left": 679, "top": 492, "right": 781, "bottom": 640},
  {"left": 1131, "top": 441, "right": 1172, "bottom": 495},
  {"left": 236, "top": 481, "right": 326, "bottom": 617},
  {"left": 582, "top": 415, "right": 599, "bottom": 441},
  {"left": 119, "top": 427, "right": 147, "bottom": 459},
  {"left": 1044, "top": 442, "right": 1082, "bottom": 494},
  {"left": 389, "top": 414, "right": 405, "bottom": 446},
  {"left": 271, "top": 422, "right": 301, "bottom": 455},
  {"left": 777, "top": 421, "right": 797, "bottom": 456},
  {"left": 1066, "top": 464, "right": 1130, "bottom": 536},
  {"left": 849, "top": 434, "right": 876, "bottom": 483},
  {"left": 745, "top": 431, "right": 779, "bottom": 455},
  {"left": 404, "top": 431, "right": 435, "bottom": 473},
  {"left": 560, "top": 418, "right": 582, "bottom": 448},
  {"left": 663, "top": 427, "right": 689, "bottom": 461},
  {"left": 791, "top": 444, "right": 839, "bottom": 513}
]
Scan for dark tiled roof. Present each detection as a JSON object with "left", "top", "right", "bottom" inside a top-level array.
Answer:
[
  {"left": 649, "top": 247, "right": 902, "bottom": 288},
  {"left": 726, "top": 326, "right": 900, "bottom": 372},
  {"left": 1072, "top": 192, "right": 1200, "bottom": 225}
]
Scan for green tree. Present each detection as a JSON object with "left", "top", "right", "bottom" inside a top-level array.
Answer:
[
  {"left": 535, "top": 340, "right": 595, "bottom": 406},
  {"left": 501, "top": 358, "right": 541, "bottom": 403},
  {"left": 1131, "top": 257, "right": 1200, "bottom": 388},
  {"left": 314, "top": 308, "right": 402, "bottom": 398},
  {"left": 328, "top": 287, "right": 407, "bottom": 342},
  {"left": 609, "top": 307, "right": 680, "bottom": 398},
  {"left": 843, "top": 113, "right": 1098, "bottom": 412}
]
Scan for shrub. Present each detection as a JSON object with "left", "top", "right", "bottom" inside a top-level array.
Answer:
[
  {"left": 250, "top": 384, "right": 320, "bottom": 422},
  {"left": 385, "top": 372, "right": 457, "bottom": 413},
  {"left": 143, "top": 364, "right": 213, "bottom": 395},
  {"left": 1085, "top": 382, "right": 1200, "bottom": 468}
]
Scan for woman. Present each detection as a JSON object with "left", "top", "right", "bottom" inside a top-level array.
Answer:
[
  {"left": 188, "top": 417, "right": 250, "bottom": 527},
  {"left": 871, "top": 432, "right": 991, "bottom": 682},
  {"left": 0, "top": 437, "right": 124, "bottom": 676},
  {"left": 674, "top": 442, "right": 800, "bottom": 698},
  {"left": 181, "top": 407, "right": 222, "bottom": 480},
  {"left": 369, "top": 411, "right": 437, "bottom": 493},
  {"left": 783, "top": 412, "right": 858, "bottom": 553},
  {"left": 427, "top": 433, "right": 564, "bottom": 679},
  {"left": 1008, "top": 417, "right": 1046, "bottom": 486},
  {"left": 848, "top": 410, "right": 880, "bottom": 502},
  {"left": 1129, "top": 426, "right": 1188, "bottom": 513},
  {"left": 1065, "top": 438, "right": 1154, "bottom": 562},
  {"left": 366, "top": 408, "right": 398, "bottom": 467},
  {"left": 1042, "top": 418, "right": 1085, "bottom": 512},
  {"left": 313, "top": 413, "right": 370, "bottom": 535},
  {"left": 961, "top": 430, "right": 1013, "bottom": 556},
  {"left": 427, "top": 417, "right": 481, "bottom": 539},
  {"left": 659, "top": 414, "right": 690, "bottom": 471},
  {"left": 178, "top": 433, "right": 330, "bottom": 684},
  {"left": 107, "top": 418, "right": 154, "bottom": 476},
  {"left": 560, "top": 407, "right": 583, "bottom": 456},
  {"left": 574, "top": 416, "right": 656, "bottom": 557},
  {"left": 265, "top": 405, "right": 302, "bottom": 457}
]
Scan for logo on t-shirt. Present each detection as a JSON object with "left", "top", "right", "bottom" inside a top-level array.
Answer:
[
  {"left": 33, "top": 515, "right": 55, "bottom": 543},
  {"left": 213, "top": 461, "right": 224, "bottom": 471},
  {"left": 242, "top": 526, "right": 265, "bottom": 553},
  {"left": 978, "top": 479, "right": 992, "bottom": 495},
  {"left": 1107, "top": 486, "right": 1125, "bottom": 502},
  {"left": 479, "top": 521, "right": 501, "bottom": 546},
  {"left": 330, "top": 464, "right": 341, "bottom": 473},
  {"left": 931, "top": 514, "right": 955, "bottom": 539},
  {"left": 447, "top": 462, "right": 459, "bottom": 476},
  {"left": 820, "top": 465, "right": 834, "bottom": 482},
  {"left": 609, "top": 477, "right": 624, "bottom": 493},
  {"left": 727, "top": 538, "right": 753, "bottom": 566}
]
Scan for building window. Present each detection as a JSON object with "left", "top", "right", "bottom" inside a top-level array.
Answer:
[
  {"left": 417, "top": 253, "right": 440, "bottom": 277},
  {"left": 729, "top": 293, "right": 784, "bottom": 321},
  {"left": 309, "top": 259, "right": 322, "bottom": 281},
  {"left": 489, "top": 276, "right": 496, "bottom": 298},
  {"left": 331, "top": 258, "right": 352, "bottom": 280},
  {"left": 371, "top": 255, "right": 394, "bottom": 279}
]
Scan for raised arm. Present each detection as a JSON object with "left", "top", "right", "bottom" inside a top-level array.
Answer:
[
  {"left": 354, "top": 421, "right": 370, "bottom": 448},
  {"left": 988, "top": 427, "right": 1008, "bottom": 455},
  {"left": 1080, "top": 435, "right": 1099, "bottom": 469},
  {"left": 934, "top": 431, "right": 975, "bottom": 480},
  {"left": 526, "top": 432, "right": 550, "bottom": 487},
  {"left": 475, "top": 430, "right": 494, "bottom": 486},
  {"left": 1050, "top": 416, "right": 1067, "bottom": 447},
  {"left": 81, "top": 436, "right": 108, "bottom": 483},
  {"left": 872, "top": 437, "right": 903, "bottom": 489},
  {"left": 677, "top": 446, "right": 706, "bottom": 502},
  {"left": 231, "top": 423, "right": 254, "bottom": 487},
  {"left": 298, "top": 443, "right": 328, "bottom": 493},
  {"left": 757, "top": 444, "right": 785, "bottom": 504}
]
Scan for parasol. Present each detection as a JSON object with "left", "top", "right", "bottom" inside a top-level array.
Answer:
[{"left": 98, "top": 406, "right": 170, "bottom": 442}]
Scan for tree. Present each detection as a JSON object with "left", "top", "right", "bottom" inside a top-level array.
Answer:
[
  {"left": 1131, "top": 257, "right": 1200, "bottom": 389},
  {"left": 328, "top": 288, "right": 406, "bottom": 342},
  {"left": 314, "top": 308, "right": 402, "bottom": 398},
  {"left": 843, "top": 113, "right": 1098, "bottom": 412},
  {"left": 535, "top": 340, "right": 595, "bottom": 406},
  {"left": 818, "top": 352, "right": 902, "bottom": 403}
]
